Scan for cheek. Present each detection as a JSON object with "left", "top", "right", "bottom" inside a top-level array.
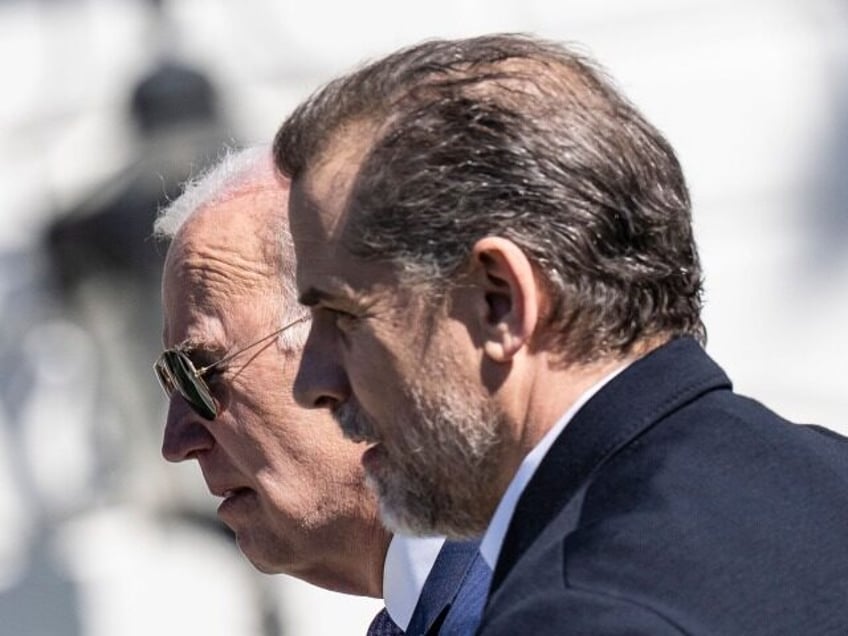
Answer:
[
  {"left": 228, "top": 360, "right": 295, "bottom": 420},
  {"left": 256, "top": 436, "right": 366, "bottom": 518},
  {"left": 222, "top": 394, "right": 294, "bottom": 464},
  {"left": 343, "top": 331, "right": 414, "bottom": 394},
  {"left": 263, "top": 408, "right": 359, "bottom": 473}
]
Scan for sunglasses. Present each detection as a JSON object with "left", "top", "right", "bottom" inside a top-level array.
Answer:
[{"left": 154, "top": 314, "right": 309, "bottom": 420}]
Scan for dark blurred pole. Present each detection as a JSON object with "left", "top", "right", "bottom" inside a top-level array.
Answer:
[{"left": 44, "top": 57, "right": 233, "bottom": 295}]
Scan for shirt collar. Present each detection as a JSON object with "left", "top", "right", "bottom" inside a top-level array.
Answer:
[
  {"left": 383, "top": 534, "right": 446, "bottom": 629},
  {"left": 479, "top": 362, "right": 630, "bottom": 570}
]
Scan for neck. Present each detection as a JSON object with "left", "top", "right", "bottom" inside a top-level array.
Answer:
[
  {"left": 500, "top": 339, "right": 665, "bottom": 485},
  {"left": 295, "top": 515, "right": 391, "bottom": 598},
  {"left": 358, "top": 521, "right": 392, "bottom": 598}
]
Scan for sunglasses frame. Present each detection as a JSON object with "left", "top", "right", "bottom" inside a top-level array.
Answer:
[{"left": 154, "top": 314, "right": 309, "bottom": 420}]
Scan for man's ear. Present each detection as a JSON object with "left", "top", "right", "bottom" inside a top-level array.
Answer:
[{"left": 468, "top": 236, "right": 540, "bottom": 362}]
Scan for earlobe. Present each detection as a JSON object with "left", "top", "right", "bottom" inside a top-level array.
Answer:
[{"left": 471, "top": 237, "right": 540, "bottom": 362}]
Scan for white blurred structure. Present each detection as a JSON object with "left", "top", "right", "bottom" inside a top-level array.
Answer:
[{"left": 0, "top": 1, "right": 846, "bottom": 634}]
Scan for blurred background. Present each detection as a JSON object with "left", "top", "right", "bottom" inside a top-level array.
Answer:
[{"left": 0, "top": 0, "right": 846, "bottom": 634}]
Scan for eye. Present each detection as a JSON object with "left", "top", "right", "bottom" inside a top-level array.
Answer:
[
  {"left": 330, "top": 307, "right": 359, "bottom": 330},
  {"left": 182, "top": 347, "right": 216, "bottom": 370},
  {"left": 181, "top": 345, "right": 227, "bottom": 383},
  {"left": 202, "top": 366, "right": 226, "bottom": 382},
  {"left": 319, "top": 306, "right": 359, "bottom": 331}
]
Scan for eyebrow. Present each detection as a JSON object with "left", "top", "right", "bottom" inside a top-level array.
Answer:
[{"left": 176, "top": 341, "right": 224, "bottom": 368}]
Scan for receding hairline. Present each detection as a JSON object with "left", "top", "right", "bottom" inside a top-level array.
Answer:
[
  {"left": 154, "top": 145, "right": 284, "bottom": 240},
  {"left": 156, "top": 145, "right": 307, "bottom": 339},
  {"left": 274, "top": 34, "right": 612, "bottom": 180}
]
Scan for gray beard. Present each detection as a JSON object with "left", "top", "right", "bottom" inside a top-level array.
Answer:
[{"left": 363, "top": 380, "right": 506, "bottom": 539}]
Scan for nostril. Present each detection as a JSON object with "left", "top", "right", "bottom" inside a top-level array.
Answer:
[
  {"left": 162, "top": 402, "right": 215, "bottom": 462},
  {"left": 314, "top": 395, "right": 338, "bottom": 410},
  {"left": 162, "top": 422, "right": 215, "bottom": 462},
  {"left": 292, "top": 360, "right": 350, "bottom": 410}
]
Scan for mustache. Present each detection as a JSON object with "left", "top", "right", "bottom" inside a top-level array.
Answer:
[{"left": 334, "top": 402, "right": 378, "bottom": 443}]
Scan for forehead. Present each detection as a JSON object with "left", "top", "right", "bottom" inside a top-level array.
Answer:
[
  {"left": 289, "top": 121, "right": 376, "bottom": 240},
  {"left": 162, "top": 189, "right": 282, "bottom": 343},
  {"left": 288, "top": 124, "right": 393, "bottom": 299}
]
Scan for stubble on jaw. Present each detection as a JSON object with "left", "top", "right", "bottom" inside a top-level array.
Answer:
[{"left": 364, "top": 362, "right": 508, "bottom": 540}]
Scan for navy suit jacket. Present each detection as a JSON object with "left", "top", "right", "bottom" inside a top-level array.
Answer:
[
  {"left": 406, "top": 539, "right": 491, "bottom": 636},
  {"left": 477, "top": 337, "right": 848, "bottom": 635}
]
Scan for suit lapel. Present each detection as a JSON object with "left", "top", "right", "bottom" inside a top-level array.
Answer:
[
  {"left": 405, "top": 539, "right": 482, "bottom": 635},
  {"left": 490, "top": 337, "right": 731, "bottom": 593}
]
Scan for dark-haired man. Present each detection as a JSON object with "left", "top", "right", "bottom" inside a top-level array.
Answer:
[{"left": 274, "top": 33, "right": 848, "bottom": 634}]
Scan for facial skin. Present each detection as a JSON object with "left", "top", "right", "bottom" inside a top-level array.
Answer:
[
  {"left": 288, "top": 128, "right": 632, "bottom": 539},
  {"left": 361, "top": 345, "right": 509, "bottom": 539},
  {"left": 311, "top": 289, "right": 509, "bottom": 538},
  {"left": 160, "top": 180, "right": 388, "bottom": 595},
  {"left": 288, "top": 144, "right": 521, "bottom": 538}
]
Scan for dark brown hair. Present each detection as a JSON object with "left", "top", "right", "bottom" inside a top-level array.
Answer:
[{"left": 274, "top": 33, "right": 705, "bottom": 363}]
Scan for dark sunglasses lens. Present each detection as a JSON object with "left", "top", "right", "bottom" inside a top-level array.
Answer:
[
  {"left": 163, "top": 351, "right": 218, "bottom": 421},
  {"left": 154, "top": 359, "right": 176, "bottom": 396}
]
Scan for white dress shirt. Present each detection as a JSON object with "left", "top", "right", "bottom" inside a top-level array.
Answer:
[
  {"left": 479, "top": 363, "right": 630, "bottom": 571},
  {"left": 383, "top": 534, "right": 446, "bottom": 629}
]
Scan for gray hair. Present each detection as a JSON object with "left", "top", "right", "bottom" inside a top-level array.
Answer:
[
  {"left": 155, "top": 145, "right": 273, "bottom": 239},
  {"left": 155, "top": 145, "right": 307, "bottom": 349}
]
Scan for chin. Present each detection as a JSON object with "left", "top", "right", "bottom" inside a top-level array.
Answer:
[
  {"left": 246, "top": 557, "right": 279, "bottom": 575},
  {"left": 235, "top": 534, "right": 281, "bottom": 574}
]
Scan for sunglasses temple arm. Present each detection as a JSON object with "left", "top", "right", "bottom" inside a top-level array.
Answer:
[{"left": 193, "top": 314, "right": 309, "bottom": 377}]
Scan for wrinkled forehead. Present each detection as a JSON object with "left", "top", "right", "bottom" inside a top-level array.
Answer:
[{"left": 161, "top": 195, "right": 281, "bottom": 340}]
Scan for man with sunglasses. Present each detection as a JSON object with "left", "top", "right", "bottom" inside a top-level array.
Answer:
[{"left": 153, "top": 146, "right": 490, "bottom": 635}]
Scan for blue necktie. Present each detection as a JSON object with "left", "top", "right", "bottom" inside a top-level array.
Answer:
[
  {"left": 367, "top": 607, "right": 404, "bottom": 636},
  {"left": 405, "top": 540, "right": 492, "bottom": 635}
]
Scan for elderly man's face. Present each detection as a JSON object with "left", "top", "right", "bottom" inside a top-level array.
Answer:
[
  {"left": 288, "top": 146, "right": 506, "bottom": 538},
  {"left": 160, "top": 188, "right": 380, "bottom": 589}
]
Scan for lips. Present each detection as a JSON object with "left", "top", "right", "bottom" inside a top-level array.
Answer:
[
  {"left": 222, "top": 487, "right": 251, "bottom": 500},
  {"left": 208, "top": 483, "right": 254, "bottom": 505},
  {"left": 216, "top": 487, "right": 256, "bottom": 518},
  {"left": 208, "top": 483, "right": 250, "bottom": 499},
  {"left": 362, "top": 442, "right": 385, "bottom": 473}
]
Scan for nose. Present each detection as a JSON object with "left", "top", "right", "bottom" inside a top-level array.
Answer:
[
  {"left": 292, "top": 322, "right": 351, "bottom": 411},
  {"left": 161, "top": 397, "right": 215, "bottom": 462}
]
